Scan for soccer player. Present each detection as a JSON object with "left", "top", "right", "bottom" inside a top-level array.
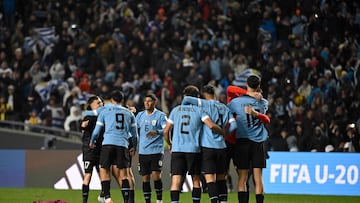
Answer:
[
  {"left": 225, "top": 84, "right": 263, "bottom": 198},
  {"left": 135, "top": 94, "right": 167, "bottom": 203},
  {"left": 81, "top": 96, "right": 104, "bottom": 203},
  {"left": 164, "top": 85, "right": 225, "bottom": 203},
  {"left": 182, "top": 84, "right": 233, "bottom": 203},
  {"left": 90, "top": 90, "right": 138, "bottom": 203},
  {"left": 83, "top": 101, "right": 137, "bottom": 203},
  {"left": 228, "top": 75, "right": 270, "bottom": 203}
]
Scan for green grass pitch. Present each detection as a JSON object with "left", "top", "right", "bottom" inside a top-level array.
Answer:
[{"left": 0, "top": 188, "right": 359, "bottom": 203}]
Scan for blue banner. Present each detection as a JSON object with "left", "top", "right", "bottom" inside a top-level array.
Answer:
[
  {"left": 263, "top": 152, "right": 360, "bottom": 196},
  {"left": 0, "top": 150, "right": 25, "bottom": 187}
]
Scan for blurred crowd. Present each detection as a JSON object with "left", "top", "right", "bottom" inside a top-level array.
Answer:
[{"left": 0, "top": 0, "right": 359, "bottom": 152}]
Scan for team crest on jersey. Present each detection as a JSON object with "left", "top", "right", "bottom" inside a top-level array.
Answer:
[
  {"left": 158, "top": 160, "right": 163, "bottom": 167},
  {"left": 152, "top": 120, "right": 157, "bottom": 126}
]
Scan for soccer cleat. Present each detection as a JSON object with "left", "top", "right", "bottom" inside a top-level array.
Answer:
[
  {"left": 104, "top": 197, "right": 113, "bottom": 203},
  {"left": 156, "top": 200, "right": 163, "bottom": 203},
  {"left": 97, "top": 195, "right": 105, "bottom": 203}
]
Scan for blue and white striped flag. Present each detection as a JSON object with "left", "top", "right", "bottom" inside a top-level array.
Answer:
[
  {"left": 24, "top": 36, "right": 37, "bottom": 54},
  {"left": 35, "top": 27, "right": 56, "bottom": 49},
  {"left": 24, "top": 27, "right": 57, "bottom": 54},
  {"left": 232, "top": 68, "right": 261, "bottom": 88}
]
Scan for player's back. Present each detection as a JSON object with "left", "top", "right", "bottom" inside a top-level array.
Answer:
[
  {"left": 228, "top": 95, "right": 268, "bottom": 142},
  {"left": 99, "top": 104, "right": 135, "bottom": 147},
  {"left": 201, "top": 99, "right": 230, "bottom": 149},
  {"left": 169, "top": 104, "right": 203, "bottom": 153}
]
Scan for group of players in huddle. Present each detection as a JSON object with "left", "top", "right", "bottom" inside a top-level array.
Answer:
[{"left": 81, "top": 74, "right": 270, "bottom": 203}]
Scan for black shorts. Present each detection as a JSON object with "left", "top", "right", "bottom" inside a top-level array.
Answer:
[
  {"left": 83, "top": 160, "right": 99, "bottom": 173},
  {"left": 201, "top": 147, "right": 227, "bottom": 174},
  {"left": 100, "top": 145, "right": 130, "bottom": 169},
  {"left": 233, "top": 138, "right": 266, "bottom": 169},
  {"left": 83, "top": 146, "right": 101, "bottom": 162},
  {"left": 138, "top": 153, "right": 163, "bottom": 176},
  {"left": 171, "top": 152, "right": 201, "bottom": 176}
]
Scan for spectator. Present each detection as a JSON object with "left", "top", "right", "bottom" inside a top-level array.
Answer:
[
  {"left": 328, "top": 122, "right": 347, "bottom": 152},
  {"left": 308, "top": 126, "right": 330, "bottom": 152},
  {"left": 3, "top": 85, "right": 22, "bottom": 121},
  {"left": 24, "top": 109, "right": 42, "bottom": 132},
  {"left": 345, "top": 123, "right": 360, "bottom": 152},
  {"left": 0, "top": 95, "right": 12, "bottom": 122},
  {"left": 64, "top": 105, "right": 82, "bottom": 132},
  {"left": 41, "top": 96, "right": 65, "bottom": 130},
  {"left": 29, "top": 61, "right": 48, "bottom": 85},
  {"left": 290, "top": 9, "right": 308, "bottom": 41},
  {"left": 270, "top": 129, "right": 290, "bottom": 151}
]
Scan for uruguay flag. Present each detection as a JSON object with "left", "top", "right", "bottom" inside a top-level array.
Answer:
[
  {"left": 36, "top": 27, "right": 56, "bottom": 49},
  {"left": 24, "top": 27, "right": 57, "bottom": 54},
  {"left": 232, "top": 68, "right": 261, "bottom": 88}
]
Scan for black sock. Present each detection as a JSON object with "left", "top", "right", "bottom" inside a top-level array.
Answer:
[
  {"left": 143, "top": 181, "right": 151, "bottom": 203},
  {"left": 227, "top": 175, "right": 233, "bottom": 191},
  {"left": 101, "top": 180, "right": 111, "bottom": 199},
  {"left": 207, "top": 182, "right": 218, "bottom": 203},
  {"left": 256, "top": 194, "right": 264, "bottom": 203},
  {"left": 192, "top": 187, "right": 201, "bottom": 203},
  {"left": 121, "top": 179, "right": 130, "bottom": 202},
  {"left": 217, "top": 180, "right": 228, "bottom": 202},
  {"left": 246, "top": 181, "right": 250, "bottom": 202},
  {"left": 154, "top": 179, "right": 163, "bottom": 201},
  {"left": 170, "top": 190, "right": 180, "bottom": 202},
  {"left": 238, "top": 191, "right": 248, "bottom": 203},
  {"left": 128, "top": 190, "right": 134, "bottom": 203},
  {"left": 82, "top": 184, "right": 89, "bottom": 203}
]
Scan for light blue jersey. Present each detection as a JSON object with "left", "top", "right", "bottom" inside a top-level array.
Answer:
[
  {"left": 228, "top": 95, "right": 269, "bottom": 142},
  {"left": 182, "top": 96, "right": 231, "bottom": 149},
  {"left": 135, "top": 109, "right": 167, "bottom": 154},
  {"left": 168, "top": 104, "right": 208, "bottom": 153},
  {"left": 90, "top": 103, "right": 138, "bottom": 148}
]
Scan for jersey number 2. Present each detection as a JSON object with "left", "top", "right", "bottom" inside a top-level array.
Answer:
[{"left": 180, "top": 115, "right": 190, "bottom": 134}]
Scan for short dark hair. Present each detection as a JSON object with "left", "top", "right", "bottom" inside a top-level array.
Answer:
[
  {"left": 86, "top": 96, "right": 103, "bottom": 110},
  {"left": 182, "top": 85, "right": 200, "bottom": 97},
  {"left": 145, "top": 93, "right": 157, "bottom": 101},
  {"left": 201, "top": 85, "right": 215, "bottom": 95},
  {"left": 110, "top": 90, "right": 124, "bottom": 102},
  {"left": 247, "top": 75, "right": 261, "bottom": 89}
]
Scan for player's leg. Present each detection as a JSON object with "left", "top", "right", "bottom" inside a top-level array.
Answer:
[
  {"left": 202, "top": 147, "right": 218, "bottom": 203},
  {"left": 253, "top": 168, "right": 264, "bottom": 203},
  {"left": 170, "top": 152, "right": 185, "bottom": 202},
  {"left": 139, "top": 154, "right": 152, "bottom": 203},
  {"left": 215, "top": 148, "right": 229, "bottom": 203},
  {"left": 141, "top": 174, "right": 151, "bottom": 203},
  {"left": 251, "top": 141, "right": 266, "bottom": 203},
  {"left": 191, "top": 174, "right": 202, "bottom": 203},
  {"left": 127, "top": 166, "right": 135, "bottom": 203},
  {"left": 151, "top": 153, "right": 164, "bottom": 203},
  {"left": 237, "top": 169, "right": 249, "bottom": 203},
  {"left": 152, "top": 170, "right": 163, "bottom": 203},
  {"left": 99, "top": 146, "right": 113, "bottom": 203},
  {"left": 234, "top": 139, "right": 250, "bottom": 203},
  {"left": 188, "top": 153, "right": 202, "bottom": 203},
  {"left": 170, "top": 175, "right": 183, "bottom": 202},
  {"left": 216, "top": 173, "right": 228, "bottom": 203},
  {"left": 114, "top": 146, "right": 131, "bottom": 203},
  {"left": 82, "top": 161, "right": 92, "bottom": 203}
]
